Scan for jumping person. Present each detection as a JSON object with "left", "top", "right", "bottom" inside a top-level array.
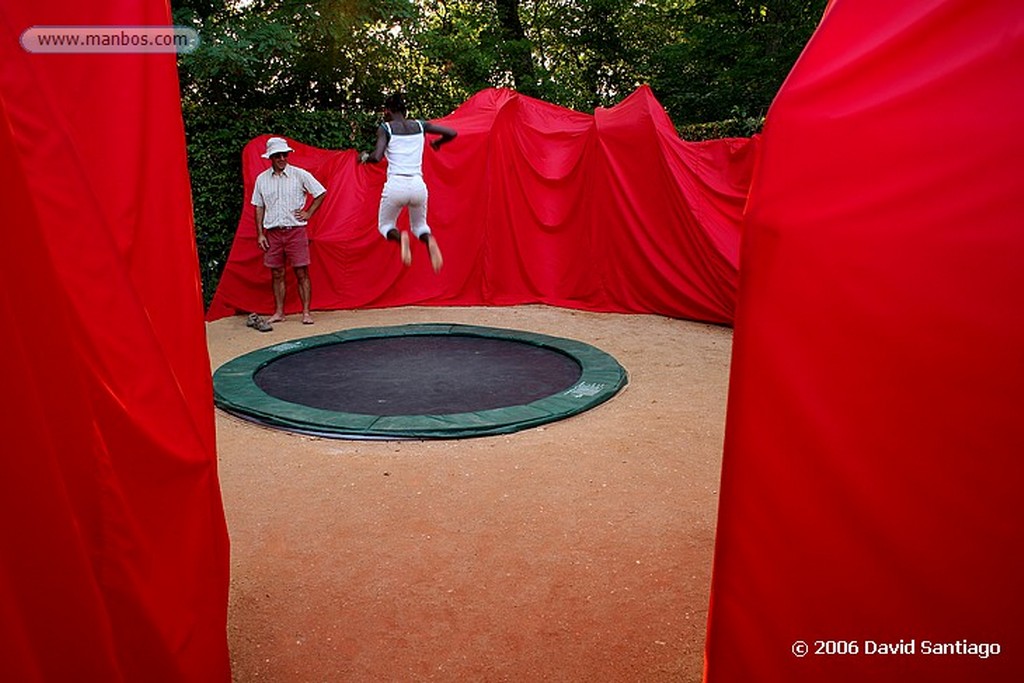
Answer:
[
  {"left": 252, "top": 136, "right": 327, "bottom": 325},
  {"left": 360, "top": 93, "right": 456, "bottom": 273}
]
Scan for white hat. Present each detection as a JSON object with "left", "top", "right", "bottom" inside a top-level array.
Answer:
[{"left": 262, "top": 137, "right": 294, "bottom": 158}]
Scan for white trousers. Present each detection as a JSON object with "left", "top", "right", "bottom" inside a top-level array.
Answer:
[{"left": 378, "top": 174, "right": 431, "bottom": 238}]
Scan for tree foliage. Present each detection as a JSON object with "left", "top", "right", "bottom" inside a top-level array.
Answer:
[
  {"left": 650, "top": 0, "right": 830, "bottom": 121},
  {"left": 175, "top": 0, "right": 826, "bottom": 122}
]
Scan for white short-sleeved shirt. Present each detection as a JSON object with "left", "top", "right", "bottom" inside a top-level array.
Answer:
[{"left": 251, "top": 165, "right": 327, "bottom": 229}]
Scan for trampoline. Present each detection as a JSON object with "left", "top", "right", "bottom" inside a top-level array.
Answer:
[{"left": 213, "top": 323, "right": 628, "bottom": 439}]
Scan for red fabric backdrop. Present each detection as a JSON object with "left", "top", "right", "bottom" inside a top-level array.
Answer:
[
  {"left": 207, "top": 87, "right": 758, "bottom": 325},
  {"left": 1, "top": 3, "right": 230, "bottom": 681},
  {"left": 705, "top": 1, "right": 1024, "bottom": 681}
]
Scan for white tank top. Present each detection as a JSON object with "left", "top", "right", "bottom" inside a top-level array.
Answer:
[{"left": 383, "top": 121, "right": 425, "bottom": 177}]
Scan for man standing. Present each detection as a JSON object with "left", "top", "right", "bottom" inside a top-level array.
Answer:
[{"left": 252, "top": 136, "right": 326, "bottom": 325}]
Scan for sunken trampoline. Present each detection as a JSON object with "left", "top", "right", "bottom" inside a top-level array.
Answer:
[{"left": 213, "top": 323, "right": 628, "bottom": 439}]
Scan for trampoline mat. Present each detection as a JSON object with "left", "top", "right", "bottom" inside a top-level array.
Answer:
[
  {"left": 254, "top": 335, "right": 583, "bottom": 416},
  {"left": 213, "top": 323, "right": 628, "bottom": 440}
]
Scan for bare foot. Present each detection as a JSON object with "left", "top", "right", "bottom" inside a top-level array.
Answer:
[
  {"left": 427, "top": 236, "right": 444, "bottom": 274},
  {"left": 302, "top": 314, "right": 314, "bottom": 325},
  {"left": 400, "top": 231, "right": 412, "bottom": 267},
  {"left": 267, "top": 314, "right": 286, "bottom": 323}
]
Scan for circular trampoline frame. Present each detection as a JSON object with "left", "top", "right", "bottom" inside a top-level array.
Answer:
[{"left": 213, "top": 323, "right": 628, "bottom": 440}]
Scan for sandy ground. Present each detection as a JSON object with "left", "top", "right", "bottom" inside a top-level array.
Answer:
[{"left": 207, "top": 305, "right": 732, "bottom": 682}]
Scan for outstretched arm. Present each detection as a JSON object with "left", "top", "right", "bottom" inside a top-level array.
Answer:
[
  {"left": 362, "top": 125, "right": 389, "bottom": 163},
  {"left": 424, "top": 121, "right": 457, "bottom": 150}
]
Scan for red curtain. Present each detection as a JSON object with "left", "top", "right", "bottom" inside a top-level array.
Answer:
[
  {"left": 705, "top": 1, "right": 1024, "bottom": 681},
  {"left": 207, "top": 87, "right": 758, "bottom": 325},
  {"left": 1, "top": 3, "right": 230, "bottom": 681}
]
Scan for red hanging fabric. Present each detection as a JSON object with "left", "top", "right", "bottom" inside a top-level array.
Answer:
[
  {"left": 207, "top": 87, "right": 757, "bottom": 325},
  {"left": 1, "top": 3, "right": 230, "bottom": 681},
  {"left": 706, "top": 1, "right": 1024, "bottom": 681}
]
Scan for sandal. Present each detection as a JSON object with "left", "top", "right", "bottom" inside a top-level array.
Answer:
[{"left": 246, "top": 313, "right": 273, "bottom": 332}]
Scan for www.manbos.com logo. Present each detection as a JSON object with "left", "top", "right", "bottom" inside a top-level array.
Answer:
[{"left": 21, "top": 26, "right": 199, "bottom": 54}]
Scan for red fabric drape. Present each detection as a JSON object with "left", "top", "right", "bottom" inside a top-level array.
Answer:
[
  {"left": 207, "top": 87, "right": 758, "bottom": 325},
  {"left": 705, "top": 1, "right": 1024, "bottom": 681},
  {"left": 1, "top": 3, "right": 230, "bottom": 681}
]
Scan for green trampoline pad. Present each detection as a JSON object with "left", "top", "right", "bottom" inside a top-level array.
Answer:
[{"left": 213, "top": 323, "right": 628, "bottom": 439}]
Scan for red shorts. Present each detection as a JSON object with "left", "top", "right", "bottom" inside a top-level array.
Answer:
[{"left": 263, "top": 226, "right": 310, "bottom": 269}]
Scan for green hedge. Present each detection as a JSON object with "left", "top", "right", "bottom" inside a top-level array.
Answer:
[
  {"left": 185, "top": 106, "right": 763, "bottom": 308},
  {"left": 677, "top": 116, "right": 764, "bottom": 141}
]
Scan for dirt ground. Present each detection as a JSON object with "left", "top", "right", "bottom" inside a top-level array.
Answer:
[{"left": 206, "top": 305, "right": 733, "bottom": 682}]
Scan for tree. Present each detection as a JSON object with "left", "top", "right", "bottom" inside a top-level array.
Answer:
[
  {"left": 175, "top": 0, "right": 825, "bottom": 123},
  {"left": 174, "top": 0, "right": 422, "bottom": 111},
  {"left": 493, "top": 0, "right": 539, "bottom": 95},
  {"left": 649, "top": 0, "right": 828, "bottom": 124}
]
